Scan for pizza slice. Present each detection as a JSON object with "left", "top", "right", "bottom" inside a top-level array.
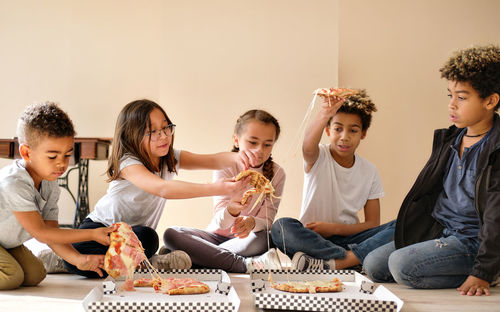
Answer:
[
  {"left": 270, "top": 278, "right": 343, "bottom": 294},
  {"left": 133, "top": 276, "right": 210, "bottom": 295},
  {"left": 234, "top": 169, "right": 278, "bottom": 211},
  {"left": 104, "top": 222, "right": 147, "bottom": 290},
  {"left": 313, "top": 88, "right": 358, "bottom": 99},
  {"left": 157, "top": 277, "right": 210, "bottom": 295}
]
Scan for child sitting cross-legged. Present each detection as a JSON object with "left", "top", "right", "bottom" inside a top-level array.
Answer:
[{"left": 271, "top": 90, "right": 395, "bottom": 271}]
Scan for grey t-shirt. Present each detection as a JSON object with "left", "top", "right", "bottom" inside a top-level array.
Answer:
[
  {"left": 0, "top": 159, "right": 60, "bottom": 249},
  {"left": 87, "top": 150, "right": 180, "bottom": 229}
]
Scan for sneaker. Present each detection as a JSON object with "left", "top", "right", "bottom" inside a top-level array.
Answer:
[
  {"left": 158, "top": 246, "right": 171, "bottom": 255},
  {"left": 38, "top": 249, "right": 67, "bottom": 273},
  {"left": 291, "top": 251, "right": 335, "bottom": 271},
  {"left": 150, "top": 250, "right": 192, "bottom": 270},
  {"left": 246, "top": 248, "right": 283, "bottom": 273}
]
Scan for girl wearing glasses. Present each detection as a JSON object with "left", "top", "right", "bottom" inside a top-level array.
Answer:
[
  {"left": 163, "top": 110, "right": 286, "bottom": 273},
  {"left": 63, "top": 99, "right": 255, "bottom": 278}
]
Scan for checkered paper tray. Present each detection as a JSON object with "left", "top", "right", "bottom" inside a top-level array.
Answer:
[
  {"left": 250, "top": 270, "right": 403, "bottom": 312},
  {"left": 82, "top": 269, "right": 240, "bottom": 312}
]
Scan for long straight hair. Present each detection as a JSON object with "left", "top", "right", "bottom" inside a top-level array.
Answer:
[{"left": 107, "top": 99, "right": 177, "bottom": 182}]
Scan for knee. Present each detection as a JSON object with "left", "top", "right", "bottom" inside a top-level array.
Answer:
[
  {"left": 388, "top": 249, "right": 413, "bottom": 286},
  {"left": 271, "top": 218, "right": 300, "bottom": 238},
  {"left": 22, "top": 268, "right": 46, "bottom": 287},
  {"left": 134, "top": 226, "right": 159, "bottom": 258},
  {"left": 0, "top": 262, "right": 24, "bottom": 290},
  {"left": 363, "top": 245, "right": 395, "bottom": 283},
  {"left": 163, "top": 227, "right": 183, "bottom": 249},
  {"left": 364, "top": 251, "right": 389, "bottom": 282}
]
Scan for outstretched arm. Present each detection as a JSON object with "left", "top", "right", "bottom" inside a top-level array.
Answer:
[
  {"left": 306, "top": 199, "right": 381, "bottom": 237},
  {"left": 303, "top": 97, "right": 344, "bottom": 173},
  {"left": 179, "top": 150, "right": 259, "bottom": 170},
  {"left": 120, "top": 164, "right": 249, "bottom": 199},
  {"left": 13, "top": 211, "right": 113, "bottom": 245},
  {"left": 44, "top": 221, "right": 105, "bottom": 277}
]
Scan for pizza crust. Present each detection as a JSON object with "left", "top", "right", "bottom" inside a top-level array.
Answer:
[{"left": 271, "top": 278, "right": 343, "bottom": 294}]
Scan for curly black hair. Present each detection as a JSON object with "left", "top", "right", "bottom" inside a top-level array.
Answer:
[
  {"left": 17, "top": 101, "right": 75, "bottom": 146},
  {"left": 440, "top": 45, "right": 500, "bottom": 109},
  {"left": 327, "top": 89, "right": 377, "bottom": 130}
]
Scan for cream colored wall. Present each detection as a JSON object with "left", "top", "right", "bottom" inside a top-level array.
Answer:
[
  {"left": 339, "top": 0, "right": 500, "bottom": 222},
  {"left": 2, "top": 0, "right": 500, "bottom": 243},
  {"left": 0, "top": 1, "right": 339, "bottom": 236}
]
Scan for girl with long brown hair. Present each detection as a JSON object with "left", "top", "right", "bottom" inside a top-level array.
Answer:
[{"left": 64, "top": 99, "right": 255, "bottom": 278}]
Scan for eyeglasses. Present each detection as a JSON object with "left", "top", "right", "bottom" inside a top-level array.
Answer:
[{"left": 145, "top": 124, "right": 176, "bottom": 141}]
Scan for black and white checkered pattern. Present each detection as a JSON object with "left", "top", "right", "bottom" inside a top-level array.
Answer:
[
  {"left": 87, "top": 301, "right": 235, "bottom": 312},
  {"left": 215, "top": 281, "right": 231, "bottom": 295},
  {"left": 134, "top": 269, "right": 223, "bottom": 281},
  {"left": 102, "top": 281, "right": 116, "bottom": 295},
  {"left": 85, "top": 269, "right": 237, "bottom": 312},
  {"left": 135, "top": 268, "right": 221, "bottom": 275},
  {"left": 360, "top": 280, "right": 377, "bottom": 294},
  {"left": 254, "top": 294, "right": 397, "bottom": 312},
  {"left": 250, "top": 280, "right": 266, "bottom": 292}
]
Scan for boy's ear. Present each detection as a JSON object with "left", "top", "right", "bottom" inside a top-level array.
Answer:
[
  {"left": 361, "top": 130, "right": 367, "bottom": 140},
  {"left": 486, "top": 93, "right": 500, "bottom": 110},
  {"left": 325, "top": 126, "right": 331, "bottom": 137},
  {"left": 19, "top": 144, "right": 31, "bottom": 162}
]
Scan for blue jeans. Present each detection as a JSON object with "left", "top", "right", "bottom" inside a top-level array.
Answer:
[
  {"left": 270, "top": 217, "right": 395, "bottom": 264},
  {"left": 363, "top": 229, "right": 479, "bottom": 289}
]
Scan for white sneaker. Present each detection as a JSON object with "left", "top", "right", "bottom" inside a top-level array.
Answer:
[
  {"left": 38, "top": 249, "right": 67, "bottom": 273},
  {"left": 291, "top": 251, "right": 335, "bottom": 271},
  {"left": 246, "top": 248, "right": 283, "bottom": 273},
  {"left": 150, "top": 250, "right": 192, "bottom": 270}
]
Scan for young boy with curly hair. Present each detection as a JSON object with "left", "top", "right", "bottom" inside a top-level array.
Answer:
[
  {"left": 271, "top": 90, "right": 395, "bottom": 271},
  {"left": 363, "top": 45, "right": 500, "bottom": 296},
  {"left": 0, "top": 102, "right": 113, "bottom": 290}
]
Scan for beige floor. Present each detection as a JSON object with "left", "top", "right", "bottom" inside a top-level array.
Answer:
[{"left": 0, "top": 273, "right": 499, "bottom": 312}]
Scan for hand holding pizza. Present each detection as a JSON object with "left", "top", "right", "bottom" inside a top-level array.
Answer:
[
  {"left": 76, "top": 254, "right": 105, "bottom": 277},
  {"left": 231, "top": 216, "right": 255, "bottom": 238},
  {"left": 226, "top": 178, "right": 250, "bottom": 217},
  {"left": 235, "top": 148, "right": 261, "bottom": 169},
  {"left": 92, "top": 225, "right": 116, "bottom": 246},
  {"left": 457, "top": 275, "right": 490, "bottom": 296},
  {"left": 213, "top": 176, "right": 250, "bottom": 197},
  {"left": 318, "top": 96, "right": 345, "bottom": 121}
]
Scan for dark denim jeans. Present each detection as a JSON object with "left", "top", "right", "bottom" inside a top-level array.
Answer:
[
  {"left": 363, "top": 229, "right": 479, "bottom": 289},
  {"left": 270, "top": 217, "right": 395, "bottom": 264}
]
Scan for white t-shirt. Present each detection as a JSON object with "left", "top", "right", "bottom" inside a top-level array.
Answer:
[
  {"left": 0, "top": 159, "right": 59, "bottom": 249},
  {"left": 87, "top": 150, "right": 180, "bottom": 229},
  {"left": 299, "top": 144, "right": 384, "bottom": 225}
]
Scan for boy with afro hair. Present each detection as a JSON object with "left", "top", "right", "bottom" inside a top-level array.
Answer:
[
  {"left": 271, "top": 89, "right": 395, "bottom": 271},
  {"left": 364, "top": 45, "right": 500, "bottom": 296}
]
